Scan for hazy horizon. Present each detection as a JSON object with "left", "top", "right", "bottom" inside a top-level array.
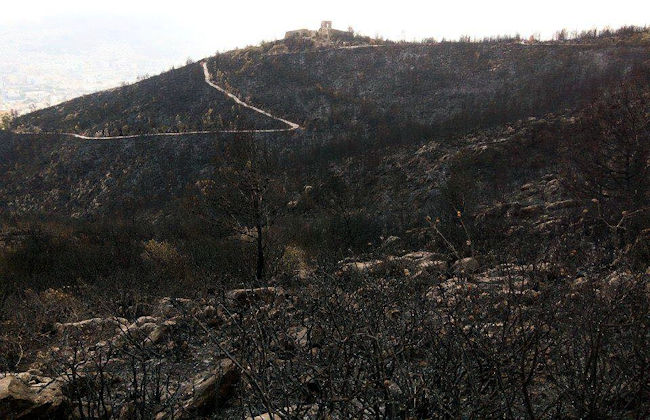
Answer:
[{"left": 1, "top": 0, "right": 648, "bottom": 113}]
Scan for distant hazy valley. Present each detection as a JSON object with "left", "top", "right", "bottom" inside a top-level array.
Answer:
[{"left": 0, "top": 16, "right": 210, "bottom": 114}]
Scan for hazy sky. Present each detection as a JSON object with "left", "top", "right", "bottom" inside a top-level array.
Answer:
[{"left": 2, "top": 0, "right": 649, "bottom": 56}]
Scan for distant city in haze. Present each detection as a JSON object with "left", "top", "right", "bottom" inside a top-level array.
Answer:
[{"left": 0, "top": 16, "right": 211, "bottom": 114}]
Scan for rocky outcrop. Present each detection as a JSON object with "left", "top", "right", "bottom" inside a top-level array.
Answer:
[
  {"left": 338, "top": 251, "right": 448, "bottom": 278},
  {"left": 146, "top": 320, "right": 177, "bottom": 347},
  {"left": 55, "top": 317, "right": 129, "bottom": 336},
  {"left": 2, "top": 257, "right": 646, "bottom": 419},
  {"left": 149, "top": 359, "right": 241, "bottom": 419},
  {"left": 226, "top": 287, "right": 284, "bottom": 306},
  {"left": 0, "top": 375, "right": 67, "bottom": 419},
  {"left": 338, "top": 260, "right": 384, "bottom": 275},
  {"left": 1, "top": 291, "right": 257, "bottom": 419},
  {"left": 179, "top": 359, "right": 240, "bottom": 418},
  {"left": 0, "top": 376, "right": 35, "bottom": 419}
]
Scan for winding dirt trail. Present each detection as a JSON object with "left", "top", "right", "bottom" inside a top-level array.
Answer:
[
  {"left": 201, "top": 61, "right": 300, "bottom": 131},
  {"left": 14, "top": 61, "right": 301, "bottom": 140}
]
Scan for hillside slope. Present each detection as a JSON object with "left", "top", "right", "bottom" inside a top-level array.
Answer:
[
  {"left": 211, "top": 42, "right": 650, "bottom": 133},
  {"left": 13, "top": 36, "right": 650, "bottom": 139},
  {"left": 3, "top": 35, "right": 650, "bottom": 222},
  {"left": 0, "top": 130, "right": 302, "bottom": 219},
  {"left": 13, "top": 62, "right": 287, "bottom": 136},
  {"left": 1, "top": 31, "right": 649, "bottom": 420}
]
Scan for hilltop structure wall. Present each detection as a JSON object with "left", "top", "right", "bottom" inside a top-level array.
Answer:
[{"left": 285, "top": 21, "right": 354, "bottom": 42}]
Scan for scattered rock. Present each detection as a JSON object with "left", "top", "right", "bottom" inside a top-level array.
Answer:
[
  {"left": 34, "top": 380, "right": 66, "bottom": 417},
  {"left": 249, "top": 413, "right": 280, "bottom": 420},
  {"left": 416, "top": 259, "right": 448, "bottom": 272},
  {"left": 535, "top": 219, "right": 563, "bottom": 233},
  {"left": 339, "top": 260, "right": 383, "bottom": 275},
  {"left": 545, "top": 199, "right": 579, "bottom": 211},
  {"left": 146, "top": 320, "right": 177, "bottom": 346},
  {"left": 0, "top": 376, "right": 35, "bottom": 419},
  {"left": 382, "top": 236, "right": 400, "bottom": 246},
  {"left": 179, "top": 360, "right": 240, "bottom": 418},
  {"left": 287, "top": 326, "right": 309, "bottom": 348},
  {"left": 0, "top": 375, "right": 66, "bottom": 419},
  {"left": 226, "top": 287, "right": 284, "bottom": 306},
  {"left": 544, "top": 179, "right": 562, "bottom": 197},
  {"left": 134, "top": 316, "right": 159, "bottom": 326},
  {"left": 196, "top": 305, "right": 226, "bottom": 327},
  {"left": 452, "top": 257, "right": 480, "bottom": 274},
  {"left": 519, "top": 204, "right": 543, "bottom": 217},
  {"left": 55, "top": 317, "right": 128, "bottom": 336},
  {"left": 401, "top": 251, "right": 436, "bottom": 261},
  {"left": 155, "top": 297, "right": 194, "bottom": 318}
]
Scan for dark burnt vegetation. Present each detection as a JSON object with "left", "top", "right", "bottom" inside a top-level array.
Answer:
[
  {"left": 1, "top": 29, "right": 650, "bottom": 418},
  {"left": 213, "top": 31, "right": 649, "bottom": 144}
]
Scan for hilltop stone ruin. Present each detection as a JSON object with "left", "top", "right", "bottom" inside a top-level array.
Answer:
[{"left": 285, "top": 21, "right": 354, "bottom": 43}]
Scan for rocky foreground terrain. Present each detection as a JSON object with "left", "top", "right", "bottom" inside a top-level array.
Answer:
[
  {"left": 1, "top": 27, "right": 649, "bottom": 419},
  {"left": 3, "top": 248, "right": 647, "bottom": 419}
]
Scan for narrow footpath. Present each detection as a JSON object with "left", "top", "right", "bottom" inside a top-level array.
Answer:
[{"left": 14, "top": 61, "right": 301, "bottom": 140}]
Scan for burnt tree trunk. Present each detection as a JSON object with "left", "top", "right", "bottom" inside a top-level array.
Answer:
[{"left": 256, "top": 220, "right": 265, "bottom": 281}]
